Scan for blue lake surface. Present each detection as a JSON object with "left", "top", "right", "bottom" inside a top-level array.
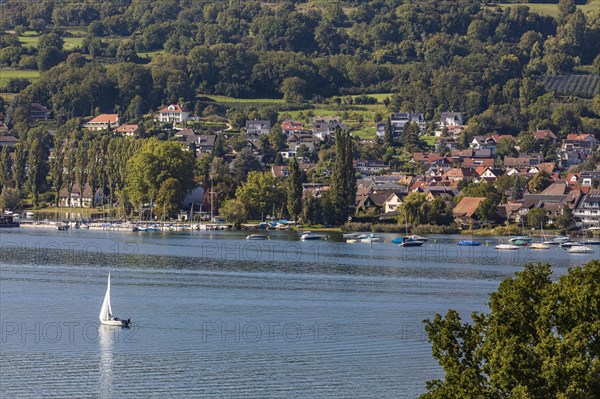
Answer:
[{"left": 1, "top": 228, "right": 597, "bottom": 398}]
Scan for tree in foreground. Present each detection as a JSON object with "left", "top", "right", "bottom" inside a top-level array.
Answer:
[
  {"left": 286, "top": 158, "right": 303, "bottom": 221},
  {"left": 421, "top": 260, "right": 600, "bottom": 398}
]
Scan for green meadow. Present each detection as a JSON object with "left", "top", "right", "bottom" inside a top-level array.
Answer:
[{"left": 0, "top": 69, "right": 40, "bottom": 86}]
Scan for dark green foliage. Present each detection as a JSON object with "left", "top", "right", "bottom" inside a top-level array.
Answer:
[
  {"left": 286, "top": 158, "right": 303, "bottom": 221},
  {"left": 329, "top": 128, "right": 356, "bottom": 226},
  {"left": 422, "top": 260, "right": 600, "bottom": 399}
]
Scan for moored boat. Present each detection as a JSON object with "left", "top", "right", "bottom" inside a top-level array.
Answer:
[
  {"left": 246, "top": 234, "right": 269, "bottom": 240},
  {"left": 566, "top": 245, "right": 594, "bottom": 254},
  {"left": 457, "top": 240, "right": 481, "bottom": 246},
  {"left": 300, "top": 232, "right": 324, "bottom": 241},
  {"left": 495, "top": 244, "right": 519, "bottom": 250},
  {"left": 530, "top": 243, "right": 550, "bottom": 249}
]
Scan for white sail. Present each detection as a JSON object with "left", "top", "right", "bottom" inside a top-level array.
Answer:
[{"left": 99, "top": 273, "right": 113, "bottom": 322}]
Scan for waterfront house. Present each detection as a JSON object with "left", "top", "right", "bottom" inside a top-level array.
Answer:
[
  {"left": 573, "top": 189, "right": 600, "bottom": 228},
  {"left": 452, "top": 196, "right": 486, "bottom": 227},
  {"left": 58, "top": 183, "right": 96, "bottom": 208}
]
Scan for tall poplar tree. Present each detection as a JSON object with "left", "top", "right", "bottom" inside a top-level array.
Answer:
[
  {"left": 330, "top": 128, "right": 356, "bottom": 225},
  {"left": 286, "top": 157, "right": 303, "bottom": 221}
]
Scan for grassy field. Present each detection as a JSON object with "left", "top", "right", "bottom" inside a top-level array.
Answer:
[
  {"left": 489, "top": 0, "right": 600, "bottom": 18},
  {"left": 202, "top": 94, "right": 285, "bottom": 104},
  {"left": 0, "top": 69, "right": 40, "bottom": 86},
  {"left": 18, "top": 31, "right": 85, "bottom": 49}
]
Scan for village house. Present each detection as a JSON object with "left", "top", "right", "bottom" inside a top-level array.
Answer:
[
  {"left": 287, "top": 133, "right": 318, "bottom": 152},
  {"left": 504, "top": 153, "right": 544, "bottom": 168},
  {"left": 442, "top": 167, "right": 476, "bottom": 182},
  {"left": 271, "top": 163, "right": 315, "bottom": 178},
  {"left": 195, "top": 135, "right": 216, "bottom": 155},
  {"left": 281, "top": 120, "right": 303, "bottom": 135},
  {"left": 311, "top": 116, "right": 347, "bottom": 139},
  {"left": 452, "top": 197, "right": 486, "bottom": 227},
  {"left": 245, "top": 120, "right": 271, "bottom": 135},
  {"left": 532, "top": 129, "right": 558, "bottom": 144},
  {"left": 390, "top": 112, "right": 426, "bottom": 136},
  {"left": 83, "top": 114, "right": 120, "bottom": 131},
  {"left": 573, "top": 189, "right": 600, "bottom": 228},
  {"left": 470, "top": 136, "right": 497, "bottom": 154},
  {"left": 30, "top": 103, "right": 50, "bottom": 119},
  {"left": 384, "top": 192, "right": 406, "bottom": 214},
  {"left": 0, "top": 135, "right": 18, "bottom": 147},
  {"left": 156, "top": 104, "right": 199, "bottom": 124},
  {"left": 439, "top": 112, "right": 463, "bottom": 128},
  {"left": 115, "top": 124, "right": 140, "bottom": 136},
  {"left": 302, "top": 183, "right": 329, "bottom": 199},
  {"left": 557, "top": 134, "right": 596, "bottom": 167},
  {"left": 580, "top": 171, "right": 600, "bottom": 187},
  {"left": 58, "top": 183, "right": 101, "bottom": 208},
  {"left": 354, "top": 160, "right": 389, "bottom": 176}
]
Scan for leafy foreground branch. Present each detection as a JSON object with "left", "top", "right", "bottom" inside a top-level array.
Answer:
[{"left": 422, "top": 260, "right": 599, "bottom": 399}]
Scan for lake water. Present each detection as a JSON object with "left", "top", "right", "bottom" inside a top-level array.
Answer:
[{"left": 1, "top": 229, "right": 597, "bottom": 398}]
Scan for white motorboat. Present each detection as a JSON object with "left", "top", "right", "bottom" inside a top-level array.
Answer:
[
  {"left": 358, "top": 234, "right": 381, "bottom": 243},
  {"left": 246, "top": 234, "right": 269, "bottom": 240},
  {"left": 529, "top": 243, "right": 550, "bottom": 249},
  {"left": 559, "top": 241, "right": 582, "bottom": 249},
  {"left": 542, "top": 235, "right": 570, "bottom": 245},
  {"left": 566, "top": 245, "right": 594, "bottom": 254},
  {"left": 99, "top": 273, "right": 130, "bottom": 327},
  {"left": 508, "top": 236, "right": 532, "bottom": 244},
  {"left": 495, "top": 244, "right": 519, "bottom": 250},
  {"left": 343, "top": 233, "right": 362, "bottom": 239},
  {"left": 300, "top": 232, "right": 324, "bottom": 241},
  {"left": 346, "top": 239, "right": 358, "bottom": 243},
  {"left": 406, "top": 235, "right": 428, "bottom": 243}
]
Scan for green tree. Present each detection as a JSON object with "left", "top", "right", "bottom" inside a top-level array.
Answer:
[
  {"left": 12, "top": 143, "right": 26, "bottom": 192},
  {"left": 230, "top": 148, "right": 262, "bottom": 182},
  {"left": 302, "top": 191, "right": 322, "bottom": 225},
  {"left": 528, "top": 171, "right": 552, "bottom": 193},
  {"left": 475, "top": 197, "right": 497, "bottom": 223},
  {"left": 496, "top": 137, "right": 517, "bottom": 158},
  {"left": 511, "top": 176, "right": 524, "bottom": 200},
  {"left": 0, "top": 146, "right": 12, "bottom": 188},
  {"left": 329, "top": 129, "right": 356, "bottom": 225},
  {"left": 26, "top": 138, "right": 49, "bottom": 207},
  {"left": 399, "top": 192, "right": 429, "bottom": 226},
  {"left": 558, "top": 0, "right": 577, "bottom": 24},
  {"left": 236, "top": 171, "right": 285, "bottom": 220},
  {"left": 219, "top": 199, "right": 247, "bottom": 229},
  {"left": 555, "top": 205, "right": 573, "bottom": 229},
  {"left": 0, "top": 187, "right": 21, "bottom": 210},
  {"left": 421, "top": 260, "right": 600, "bottom": 399},
  {"left": 383, "top": 118, "right": 394, "bottom": 147},
  {"left": 526, "top": 208, "right": 547, "bottom": 228},
  {"left": 125, "top": 139, "right": 195, "bottom": 214},
  {"left": 155, "top": 177, "right": 184, "bottom": 220},
  {"left": 286, "top": 158, "right": 303, "bottom": 221},
  {"left": 281, "top": 76, "right": 307, "bottom": 103}
]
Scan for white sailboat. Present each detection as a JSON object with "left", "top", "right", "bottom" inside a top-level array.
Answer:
[{"left": 99, "top": 273, "right": 130, "bottom": 327}]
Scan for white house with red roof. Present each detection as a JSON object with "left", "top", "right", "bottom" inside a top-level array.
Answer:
[
  {"left": 83, "top": 114, "right": 120, "bottom": 131},
  {"left": 156, "top": 104, "right": 199, "bottom": 124}
]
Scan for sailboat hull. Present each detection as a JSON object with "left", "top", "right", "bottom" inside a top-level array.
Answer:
[{"left": 100, "top": 319, "right": 130, "bottom": 327}]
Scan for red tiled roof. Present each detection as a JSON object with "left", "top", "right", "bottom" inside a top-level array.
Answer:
[
  {"left": 158, "top": 104, "right": 185, "bottom": 113},
  {"left": 115, "top": 124, "right": 139, "bottom": 133},
  {"left": 533, "top": 130, "right": 557, "bottom": 140},
  {"left": 453, "top": 197, "right": 486, "bottom": 218},
  {"left": 88, "top": 114, "right": 118, "bottom": 123}
]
